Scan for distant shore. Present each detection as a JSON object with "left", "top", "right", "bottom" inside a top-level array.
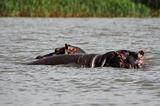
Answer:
[{"left": 0, "top": 0, "right": 159, "bottom": 17}]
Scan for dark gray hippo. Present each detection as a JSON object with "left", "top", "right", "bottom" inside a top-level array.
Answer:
[
  {"left": 35, "top": 43, "right": 85, "bottom": 59},
  {"left": 27, "top": 50, "right": 144, "bottom": 69}
]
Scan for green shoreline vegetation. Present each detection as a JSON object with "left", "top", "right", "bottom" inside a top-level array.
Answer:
[{"left": 0, "top": 0, "right": 160, "bottom": 17}]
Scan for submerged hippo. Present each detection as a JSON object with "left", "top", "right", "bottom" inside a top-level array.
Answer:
[
  {"left": 28, "top": 49, "right": 144, "bottom": 69},
  {"left": 35, "top": 43, "right": 85, "bottom": 59}
]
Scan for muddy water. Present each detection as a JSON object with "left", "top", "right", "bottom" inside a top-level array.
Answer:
[{"left": 0, "top": 18, "right": 160, "bottom": 106}]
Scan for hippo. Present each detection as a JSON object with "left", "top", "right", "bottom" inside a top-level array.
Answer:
[
  {"left": 28, "top": 49, "right": 144, "bottom": 69},
  {"left": 35, "top": 43, "right": 85, "bottom": 59},
  {"left": 115, "top": 50, "right": 144, "bottom": 68}
]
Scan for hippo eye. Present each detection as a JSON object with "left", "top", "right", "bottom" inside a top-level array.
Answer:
[{"left": 55, "top": 48, "right": 59, "bottom": 52}]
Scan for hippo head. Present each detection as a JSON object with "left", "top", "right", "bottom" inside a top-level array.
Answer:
[
  {"left": 54, "top": 43, "right": 85, "bottom": 55},
  {"left": 135, "top": 50, "right": 144, "bottom": 68},
  {"left": 112, "top": 50, "right": 144, "bottom": 68},
  {"left": 35, "top": 44, "right": 85, "bottom": 59}
]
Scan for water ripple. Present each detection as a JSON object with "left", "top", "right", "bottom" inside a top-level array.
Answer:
[{"left": 0, "top": 18, "right": 160, "bottom": 106}]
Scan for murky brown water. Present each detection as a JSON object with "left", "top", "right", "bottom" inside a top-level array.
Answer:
[{"left": 0, "top": 18, "right": 160, "bottom": 106}]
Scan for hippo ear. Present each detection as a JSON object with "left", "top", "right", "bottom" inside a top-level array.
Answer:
[
  {"left": 138, "top": 50, "right": 144, "bottom": 56},
  {"left": 65, "top": 44, "right": 68, "bottom": 49}
]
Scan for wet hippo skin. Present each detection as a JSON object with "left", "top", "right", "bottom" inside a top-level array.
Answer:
[
  {"left": 35, "top": 44, "right": 85, "bottom": 59},
  {"left": 29, "top": 43, "right": 144, "bottom": 69},
  {"left": 28, "top": 54, "right": 97, "bottom": 67},
  {"left": 27, "top": 50, "right": 144, "bottom": 69}
]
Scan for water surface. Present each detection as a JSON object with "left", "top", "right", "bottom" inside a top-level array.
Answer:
[{"left": 0, "top": 18, "right": 160, "bottom": 106}]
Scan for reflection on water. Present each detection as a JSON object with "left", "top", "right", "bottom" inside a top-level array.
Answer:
[{"left": 0, "top": 18, "right": 160, "bottom": 106}]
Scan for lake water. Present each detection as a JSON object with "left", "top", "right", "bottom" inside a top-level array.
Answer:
[{"left": 0, "top": 18, "right": 160, "bottom": 106}]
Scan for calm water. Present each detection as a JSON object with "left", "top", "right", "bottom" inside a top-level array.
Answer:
[{"left": 0, "top": 18, "right": 160, "bottom": 106}]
